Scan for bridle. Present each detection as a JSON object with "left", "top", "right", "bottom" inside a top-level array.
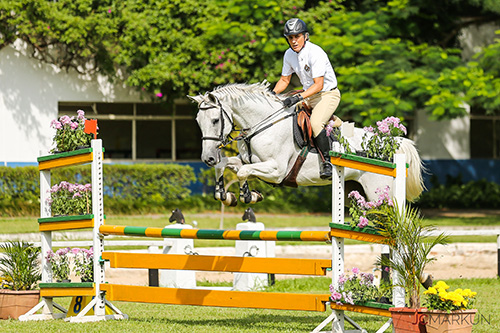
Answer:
[
  {"left": 198, "top": 93, "right": 295, "bottom": 153},
  {"left": 198, "top": 97, "right": 235, "bottom": 149}
]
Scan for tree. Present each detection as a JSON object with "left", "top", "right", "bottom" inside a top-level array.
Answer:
[{"left": 1, "top": 0, "right": 499, "bottom": 123}]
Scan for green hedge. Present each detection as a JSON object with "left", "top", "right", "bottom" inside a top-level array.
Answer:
[
  {"left": 0, "top": 164, "right": 195, "bottom": 217},
  {"left": 415, "top": 175, "right": 500, "bottom": 209},
  {"left": 2, "top": 165, "right": 499, "bottom": 217}
]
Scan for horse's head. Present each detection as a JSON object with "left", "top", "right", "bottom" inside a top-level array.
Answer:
[{"left": 188, "top": 92, "right": 234, "bottom": 167}]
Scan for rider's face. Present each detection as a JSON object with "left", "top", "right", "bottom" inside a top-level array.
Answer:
[{"left": 286, "top": 33, "right": 305, "bottom": 52}]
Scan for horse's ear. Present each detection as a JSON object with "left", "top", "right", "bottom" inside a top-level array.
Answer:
[{"left": 187, "top": 95, "right": 203, "bottom": 104}]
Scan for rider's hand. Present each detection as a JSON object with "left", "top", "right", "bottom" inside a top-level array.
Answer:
[{"left": 283, "top": 94, "right": 303, "bottom": 107}]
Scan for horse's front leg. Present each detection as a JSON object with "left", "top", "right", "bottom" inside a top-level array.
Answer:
[
  {"left": 214, "top": 157, "right": 242, "bottom": 207},
  {"left": 239, "top": 181, "right": 263, "bottom": 204}
]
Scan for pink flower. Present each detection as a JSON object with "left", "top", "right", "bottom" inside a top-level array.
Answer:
[
  {"left": 250, "top": 39, "right": 256, "bottom": 44},
  {"left": 331, "top": 291, "right": 342, "bottom": 301},
  {"left": 358, "top": 216, "right": 369, "bottom": 228},
  {"left": 156, "top": 92, "right": 163, "bottom": 98},
  {"left": 77, "top": 110, "right": 85, "bottom": 120},
  {"left": 59, "top": 115, "right": 72, "bottom": 125},
  {"left": 363, "top": 126, "right": 374, "bottom": 133},
  {"left": 70, "top": 122, "right": 79, "bottom": 130},
  {"left": 71, "top": 248, "right": 81, "bottom": 254},
  {"left": 108, "top": 9, "right": 112, "bottom": 13},
  {"left": 352, "top": 267, "right": 360, "bottom": 274},
  {"left": 50, "top": 119, "right": 62, "bottom": 129}
]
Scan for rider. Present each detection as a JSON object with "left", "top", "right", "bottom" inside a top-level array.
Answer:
[{"left": 272, "top": 18, "right": 341, "bottom": 180}]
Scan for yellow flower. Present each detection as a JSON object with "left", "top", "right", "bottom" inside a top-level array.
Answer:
[
  {"left": 461, "top": 289, "right": 477, "bottom": 298},
  {"left": 424, "top": 287, "right": 437, "bottom": 295},
  {"left": 435, "top": 281, "right": 450, "bottom": 290}
]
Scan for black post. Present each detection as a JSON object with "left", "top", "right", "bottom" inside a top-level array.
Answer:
[
  {"left": 268, "top": 273, "right": 275, "bottom": 286},
  {"left": 149, "top": 269, "right": 159, "bottom": 287}
]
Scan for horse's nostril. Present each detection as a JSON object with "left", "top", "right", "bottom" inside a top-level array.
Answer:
[{"left": 205, "top": 157, "right": 216, "bottom": 166}]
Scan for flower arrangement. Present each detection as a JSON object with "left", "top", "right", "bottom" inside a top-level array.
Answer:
[
  {"left": 361, "top": 116, "right": 407, "bottom": 161},
  {"left": 424, "top": 281, "right": 477, "bottom": 312},
  {"left": 325, "top": 123, "right": 353, "bottom": 154},
  {"left": 46, "top": 247, "right": 71, "bottom": 282},
  {"left": 50, "top": 110, "right": 94, "bottom": 153},
  {"left": 329, "top": 267, "right": 392, "bottom": 306},
  {"left": 47, "top": 181, "right": 92, "bottom": 216},
  {"left": 73, "top": 247, "right": 94, "bottom": 282},
  {"left": 348, "top": 186, "right": 393, "bottom": 228}
]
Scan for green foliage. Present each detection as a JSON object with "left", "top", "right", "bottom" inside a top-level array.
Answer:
[
  {"left": 0, "top": 241, "right": 41, "bottom": 291},
  {"left": 416, "top": 176, "right": 500, "bottom": 209},
  {"left": 1, "top": 0, "right": 499, "bottom": 120},
  {"left": 49, "top": 182, "right": 92, "bottom": 216},
  {"left": 0, "top": 164, "right": 196, "bottom": 217}
]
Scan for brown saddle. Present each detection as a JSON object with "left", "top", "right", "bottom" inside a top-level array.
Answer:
[{"left": 280, "top": 94, "right": 342, "bottom": 187}]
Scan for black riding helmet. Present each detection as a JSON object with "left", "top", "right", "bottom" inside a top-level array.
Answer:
[
  {"left": 283, "top": 18, "right": 309, "bottom": 52},
  {"left": 283, "top": 18, "right": 308, "bottom": 37}
]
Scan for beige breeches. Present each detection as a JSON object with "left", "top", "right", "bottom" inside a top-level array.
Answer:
[{"left": 306, "top": 88, "right": 341, "bottom": 137}]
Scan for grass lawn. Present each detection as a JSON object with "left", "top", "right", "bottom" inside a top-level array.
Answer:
[
  {"left": 0, "top": 277, "right": 497, "bottom": 332},
  {"left": 2, "top": 211, "right": 500, "bottom": 234}
]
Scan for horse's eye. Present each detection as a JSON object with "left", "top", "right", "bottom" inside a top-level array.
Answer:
[{"left": 212, "top": 118, "right": 220, "bottom": 125}]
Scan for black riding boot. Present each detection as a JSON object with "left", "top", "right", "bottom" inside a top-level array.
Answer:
[{"left": 313, "top": 129, "right": 332, "bottom": 180}]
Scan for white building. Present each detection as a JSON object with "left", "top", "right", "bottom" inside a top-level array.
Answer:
[{"left": 1, "top": 37, "right": 498, "bottom": 188}]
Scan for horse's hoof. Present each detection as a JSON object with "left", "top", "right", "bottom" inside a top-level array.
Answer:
[
  {"left": 251, "top": 190, "right": 263, "bottom": 203},
  {"left": 223, "top": 192, "right": 238, "bottom": 207}
]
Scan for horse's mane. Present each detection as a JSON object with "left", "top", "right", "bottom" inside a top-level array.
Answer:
[{"left": 211, "top": 81, "right": 278, "bottom": 104}]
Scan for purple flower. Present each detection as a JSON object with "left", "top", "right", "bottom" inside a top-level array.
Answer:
[{"left": 70, "top": 122, "right": 79, "bottom": 130}]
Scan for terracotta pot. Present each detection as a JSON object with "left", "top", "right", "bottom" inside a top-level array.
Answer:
[
  {"left": 0, "top": 290, "right": 40, "bottom": 320},
  {"left": 420, "top": 309, "right": 477, "bottom": 333},
  {"left": 389, "top": 307, "right": 427, "bottom": 333}
]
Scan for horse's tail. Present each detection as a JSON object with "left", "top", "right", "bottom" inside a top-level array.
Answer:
[{"left": 397, "top": 138, "right": 425, "bottom": 202}]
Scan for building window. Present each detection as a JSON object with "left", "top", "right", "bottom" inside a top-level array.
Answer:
[
  {"left": 58, "top": 101, "right": 201, "bottom": 161},
  {"left": 470, "top": 108, "right": 499, "bottom": 159}
]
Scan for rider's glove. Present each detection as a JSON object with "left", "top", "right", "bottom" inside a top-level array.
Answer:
[{"left": 283, "top": 94, "right": 303, "bottom": 108}]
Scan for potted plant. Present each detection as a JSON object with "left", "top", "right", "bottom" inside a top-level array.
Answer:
[
  {"left": 420, "top": 280, "right": 477, "bottom": 333},
  {"left": 45, "top": 248, "right": 71, "bottom": 282},
  {"left": 0, "top": 241, "right": 41, "bottom": 319},
  {"left": 326, "top": 116, "right": 407, "bottom": 161},
  {"left": 375, "top": 204, "right": 449, "bottom": 332},
  {"left": 50, "top": 110, "right": 94, "bottom": 153},
  {"left": 73, "top": 247, "right": 94, "bottom": 283},
  {"left": 329, "top": 267, "right": 392, "bottom": 306},
  {"left": 47, "top": 181, "right": 92, "bottom": 216}
]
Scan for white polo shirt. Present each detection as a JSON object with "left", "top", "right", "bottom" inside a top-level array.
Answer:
[{"left": 281, "top": 41, "right": 337, "bottom": 91}]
